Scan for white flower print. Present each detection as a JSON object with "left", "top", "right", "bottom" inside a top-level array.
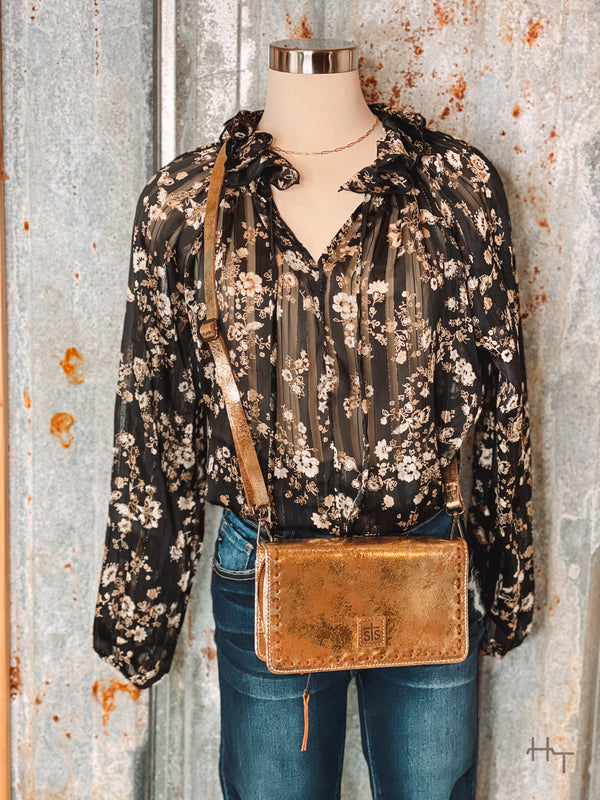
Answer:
[
  {"left": 334, "top": 494, "right": 355, "bottom": 518},
  {"left": 282, "top": 249, "right": 310, "bottom": 273},
  {"left": 237, "top": 271, "right": 262, "bottom": 296},
  {"left": 332, "top": 291, "right": 357, "bottom": 322},
  {"left": 375, "top": 439, "right": 392, "bottom": 460},
  {"left": 139, "top": 495, "right": 162, "bottom": 529},
  {"left": 311, "top": 510, "right": 332, "bottom": 529},
  {"left": 294, "top": 449, "right": 320, "bottom": 478},
  {"left": 396, "top": 454, "right": 421, "bottom": 482},
  {"left": 445, "top": 149, "right": 462, "bottom": 169},
  {"left": 469, "top": 152, "right": 491, "bottom": 183},
  {"left": 367, "top": 280, "right": 389, "bottom": 301},
  {"left": 132, "top": 247, "right": 148, "bottom": 272},
  {"left": 455, "top": 358, "right": 476, "bottom": 386}
]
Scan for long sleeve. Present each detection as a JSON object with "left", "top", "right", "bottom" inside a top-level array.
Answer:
[
  {"left": 92, "top": 178, "right": 207, "bottom": 688},
  {"left": 462, "top": 148, "right": 534, "bottom": 657}
]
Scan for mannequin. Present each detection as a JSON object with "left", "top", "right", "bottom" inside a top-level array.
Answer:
[
  {"left": 256, "top": 38, "right": 385, "bottom": 265},
  {"left": 92, "top": 29, "right": 533, "bottom": 800}
]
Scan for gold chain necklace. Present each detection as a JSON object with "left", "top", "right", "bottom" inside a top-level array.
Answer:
[{"left": 271, "top": 116, "right": 379, "bottom": 156}]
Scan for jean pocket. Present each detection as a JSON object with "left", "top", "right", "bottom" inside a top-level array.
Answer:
[{"left": 212, "top": 512, "right": 257, "bottom": 580}]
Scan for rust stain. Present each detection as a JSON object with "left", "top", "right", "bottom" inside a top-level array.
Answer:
[
  {"left": 538, "top": 124, "right": 559, "bottom": 166},
  {"left": 52, "top": 715, "right": 59, "bottom": 721},
  {"left": 502, "top": 26, "right": 514, "bottom": 44},
  {"left": 10, "top": 652, "right": 22, "bottom": 699},
  {"left": 93, "top": 0, "right": 107, "bottom": 76},
  {"left": 437, "top": 73, "right": 467, "bottom": 119},
  {"left": 358, "top": 58, "right": 423, "bottom": 108},
  {"left": 524, "top": 20, "right": 544, "bottom": 47},
  {"left": 433, "top": 2, "right": 455, "bottom": 28},
  {"left": 461, "top": 0, "right": 480, "bottom": 18},
  {"left": 357, "top": 14, "right": 429, "bottom": 103},
  {"left": 23, "top": 219, "right": 29, "bottom": 232},
  {"left": 50, "top": 412, "right": 75, "bottom": 448},
  {"left": 396, "top": 63, "right": 422, "bottom": 93},
  {"left": 512, "top": 104, "right": 521, "bottom": 117},
  {"left": 92, "top": 241, "right": 97, "bottom": 250},
  {"left": 201, "top": 645, "right": 217, "bottom": 662},
  {"left": 201, "top": 629, "right": 217, "bottom": 663},
  {"left": 23, "top": 390, "right": 31, "bottom": 408},
  {"left": 92, "top": 678, "right": 141, "bottom": 731},
  {"left": 187, "top": 605, "right": 195, "bottom": 642},
  {"left": 523, "top": 185, "right": 551, "bottom": 234},
  {"left": 499, "top": 0, "right": 515, "bottom": 43},
  {"left": 360, "top": 74, "right": 382, "bottom": 104},
  {"left": 401, "top": 18, "right": 427, "bottom": 60},
  {"left": 521, "top": 258, "right": 549, "bottom": 320},
  {"left": 60, "top": 347, "right": 85, "bottom": 385},
  {"left": 451, "top": 73, "right": 466, "bottom": 101},
  {"left": 284, "top": 11, "right": 313, "bottom": 38},
  {"left": 547, "top": 594, "right": 560, "bottom": 614},
  {"left": 64, "top": 562, "right": 72, "bottom": 569},
  {"left": 30, "top": 5, "right": 36, "bottom": 22}
]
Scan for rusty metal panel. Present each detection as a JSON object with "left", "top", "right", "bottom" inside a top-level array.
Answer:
[
  {"left": 4, "top": 0, "right": 600, "bottom": 799},
  {"left": 4, "top": 1, "right": 154, "bottom": 798}
]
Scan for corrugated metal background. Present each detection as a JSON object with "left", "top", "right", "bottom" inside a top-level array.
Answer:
[{"left": 4, "top": 1, "right": 599, "bottom": 798}]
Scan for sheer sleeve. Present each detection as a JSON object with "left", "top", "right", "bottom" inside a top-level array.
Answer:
[
  {"left": 462, "top": 148, "right": 535, "bottom": 657},
  {"left": 92, "top": 178, "right": 207, "bottom": 688}
]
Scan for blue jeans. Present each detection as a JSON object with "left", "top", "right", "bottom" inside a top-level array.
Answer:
[{"left": 210, "top": 506, "right": 486, "bottom": 800}]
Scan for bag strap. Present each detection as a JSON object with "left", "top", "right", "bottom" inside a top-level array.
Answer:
[
  {"left": 199, "top": 141, "right": 464, "bottom": 528},
  {"left": 199, "top": 142, "right": 271, "bottom": 526}
]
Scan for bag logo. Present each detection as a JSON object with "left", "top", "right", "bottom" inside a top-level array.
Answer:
[{"left": 357, "top": 616, "right": 386, "bottom": 647}]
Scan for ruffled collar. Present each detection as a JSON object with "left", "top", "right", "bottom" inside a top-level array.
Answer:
[{"left": 217, "top": 101, "right": 428, "bottom": 194}]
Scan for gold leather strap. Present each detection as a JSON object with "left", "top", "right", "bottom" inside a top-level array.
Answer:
[
  {"left": 199, "top": 140, "right": 464, "bottom": 524},
  {"left": 199, "top": 141, "right": 270, "bottom": 521},
  {"left": 442, "top": 450, "right": 464, "bottom": 513}
]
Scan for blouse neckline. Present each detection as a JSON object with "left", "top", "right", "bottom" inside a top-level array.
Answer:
[{"left": 217, "top": 101, "right": 429, "bottom": 195}]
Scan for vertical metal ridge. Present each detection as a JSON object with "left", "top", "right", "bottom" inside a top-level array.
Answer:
[
  {"left": 147, "top": 3, "right": 177, "bottom": 798},
  {"left": 0, "top": 0, "right": 11, "bottom": 795},
  {"left": 153, "top": 0, "right": 177, "bottom": 174}
]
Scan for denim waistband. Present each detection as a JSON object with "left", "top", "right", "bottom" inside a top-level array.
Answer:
[{"left": 221, "top": 504, "right": 461, "bottom": 542}]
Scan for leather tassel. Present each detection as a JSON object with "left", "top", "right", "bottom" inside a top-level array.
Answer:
[{"left": 300, "top": 673, "right": 312, "bottom": 751}]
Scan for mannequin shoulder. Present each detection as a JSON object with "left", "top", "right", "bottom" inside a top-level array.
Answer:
[
  {"left": 152, "top": 139, "right": 222, "bottom": 188},
  {"left": 140, "top": 139, "right": 221, "bottom": 205},
  {"left": 419, "top": 122, "right": 506, "bottom": 206},
  {"left": 133, "top": 139, "right": 221, "bottom": 244}
]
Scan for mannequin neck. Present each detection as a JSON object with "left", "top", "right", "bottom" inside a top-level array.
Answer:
[{"left": 256, "top": 67, "right": 377, "bottom": 151}]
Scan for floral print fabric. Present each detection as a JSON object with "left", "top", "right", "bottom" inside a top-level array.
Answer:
[{"left": 93, "top": 102, "right": 534, "bottom": 688}]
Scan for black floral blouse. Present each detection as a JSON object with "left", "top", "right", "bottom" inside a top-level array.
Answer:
[{"left": 93, "top": 102, "right": 534, "bottom": 688}]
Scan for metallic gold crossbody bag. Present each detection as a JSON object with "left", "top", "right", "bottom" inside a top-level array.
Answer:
[{"left": 200, "top": 141, "right": 470, "bottom": 751}]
